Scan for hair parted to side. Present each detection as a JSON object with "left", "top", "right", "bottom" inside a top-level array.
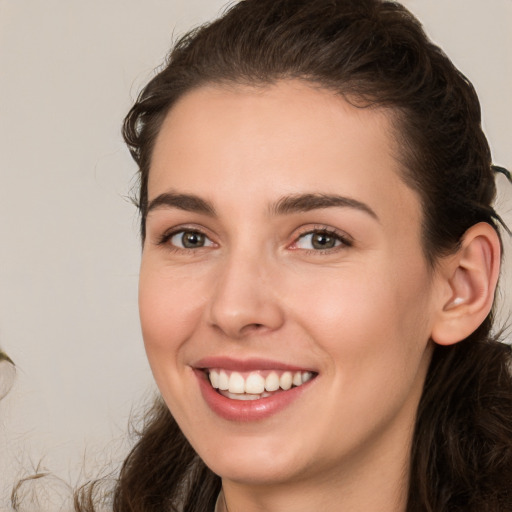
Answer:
[
  {"left": 124, "top": 0, "right": 505, "bottom": 263},
  {"left": 73, "top": 1, "right": 511, "bottom": 511}
]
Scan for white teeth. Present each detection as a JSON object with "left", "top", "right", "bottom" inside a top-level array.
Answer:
[
  {"left": 218, "top": 370, "right": 229, "bottom": 390},
  {"left": 302, "top": 371, "right": 313, "bottom": 383},
  {"left": 228, "top": 372, "right": 245, "bottom": 394},
  {"left": 223, "top": 391, "right": 262, "bottom": 401},
  {"left": 209, "top": 369, "right": 219, "bottom": 389},
  {"left": 208, "top": 369, "right": 315, "bottom": 396},
  {"left": 280, "top": 371, "right": 293, "bottom": 390},
  {"left": 245, "top": 372, "right": 265, "bottom": 394},
  {"left": 265, "top": 372, "right": 280, "bottom": 392}
]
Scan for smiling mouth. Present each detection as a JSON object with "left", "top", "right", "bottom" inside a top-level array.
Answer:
[{"left": 206, "top": 369, "right": 317, "bottom": 401}]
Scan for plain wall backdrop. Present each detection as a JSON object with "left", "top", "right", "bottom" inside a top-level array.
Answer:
[{"left": 0, "top": 0, "right": 511, "bottom": 509}]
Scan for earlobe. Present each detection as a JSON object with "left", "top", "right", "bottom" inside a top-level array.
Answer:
[{"left": 431, "top": 223, "right": 501, "bottom": 346}]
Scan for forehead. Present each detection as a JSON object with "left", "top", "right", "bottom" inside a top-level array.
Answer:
[{"left": 149, "top": 80, "right": 422, "bottom": 233}]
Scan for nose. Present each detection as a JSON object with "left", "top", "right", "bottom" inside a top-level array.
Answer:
[{"left": 206, "top": 250, "right": 285, "bottom": 339}]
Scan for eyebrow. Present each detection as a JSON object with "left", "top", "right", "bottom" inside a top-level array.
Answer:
[
  {"left": 147, "top": 192, "right": 216, "bottom": 216},
  {"left": 271, "top": 193, "right": 379, "bottom": 220},
  {"left": 147, "top": 191, "right": 378, "bottom": 221}
]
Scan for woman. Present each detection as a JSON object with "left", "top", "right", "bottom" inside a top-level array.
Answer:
[{"left": 77, "top": 0, "right": 512, "bottom": 510}]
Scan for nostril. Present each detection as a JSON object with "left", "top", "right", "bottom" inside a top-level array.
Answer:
[{"left": 239, "top": 323, "right": 266, "bottom": 335}]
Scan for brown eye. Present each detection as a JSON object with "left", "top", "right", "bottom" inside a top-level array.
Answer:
[
  {"left": 170, "top": 230, "right": 213, "bottom": 249},
  {"left": 310, "top": 232, "right": 337, "bottom": 249},
  {"left": 295, "top": 230, "right": 348, "bottom": 251}
]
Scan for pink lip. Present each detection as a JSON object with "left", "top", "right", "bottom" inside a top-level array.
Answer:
[
  {"left": 193, "top": 356, "right": 315, "bottom": 373},
  {"left": 193, "top": 366, "right": 316, "bottom": 423}
]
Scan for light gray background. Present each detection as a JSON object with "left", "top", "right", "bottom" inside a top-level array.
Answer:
[{"left": 0, "top": 1, "right": 511, "bottom": 509}]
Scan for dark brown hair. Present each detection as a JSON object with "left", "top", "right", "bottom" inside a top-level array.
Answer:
[{"left": 74, "top": 1, "right": 512, "bottom": 510}]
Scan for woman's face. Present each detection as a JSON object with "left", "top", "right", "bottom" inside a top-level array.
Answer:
[{"left": 140, "top": 81, "right": 442, "bottom": 487}]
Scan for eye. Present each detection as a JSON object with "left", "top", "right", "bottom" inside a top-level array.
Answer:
[
  {"left": 293, "top": 229, "right": 350, "bottom": 251},
  {"left": 168, "top": 230, "right": 215, "bottom": 249}
]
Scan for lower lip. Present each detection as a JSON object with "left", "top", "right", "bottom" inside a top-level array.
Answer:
[{"left": 195, "top": 370, "right": 314, "bottom": 422}]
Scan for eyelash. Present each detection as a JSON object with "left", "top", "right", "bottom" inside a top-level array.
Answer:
[
  {"left": 157, "top": 226, "right": 215, "bottom": 251},
  {"left": 156, "top": 225, "right": 353, "bottom": 254},
  {"left": 291, "top": 226, "right": 353, "bottom": 254}
]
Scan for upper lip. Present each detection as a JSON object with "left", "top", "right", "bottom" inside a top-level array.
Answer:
[{"left": 192, "top": 356, "right": 317, "bottom": 373}]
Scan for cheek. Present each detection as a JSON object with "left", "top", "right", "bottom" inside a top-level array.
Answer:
[
  {"left": 285, "top": 258, "right": 433, "bottom": 367},
  {"left": 138, "top": 262, "right": 209, "bottom": 361},
  {"left": 138, "top": 262, "right": 212, "bottom": 421}
]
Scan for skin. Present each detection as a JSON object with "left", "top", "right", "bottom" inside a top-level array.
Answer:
[{"left": 139, "top": 81, "right": 448, "bottom": 512}]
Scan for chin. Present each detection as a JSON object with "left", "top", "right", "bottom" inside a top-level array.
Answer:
[{"left": 198, "top": 435, "right": 307, "bottom": 484}]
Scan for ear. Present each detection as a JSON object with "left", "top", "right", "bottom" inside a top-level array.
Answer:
[{"left": 431, "top": 222, "right": 501, "bottom": 346}]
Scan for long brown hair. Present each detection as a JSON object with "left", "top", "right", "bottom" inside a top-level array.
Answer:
[{"left": 74, "top": 1, "right": 512, "bottom": 510}]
